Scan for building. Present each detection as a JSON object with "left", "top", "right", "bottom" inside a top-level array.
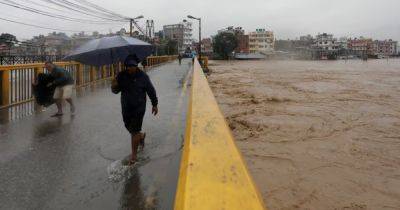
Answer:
[
  {"left": 311, "top": 33, "right": 340, "bottom": 59},
  {"left": 163, "top": 21, "right": 193, "bottom": 53},
  {"left": 336, "top": 37, "right": 349, "bottom": 50},
  {"left": 372, "top": 39, "right": 398, "bottom": 56},
  {"left": 348, "top": 37, "right": 373, "bottom": 57},
  {"left": 313, "top": 33, "right": 339, "bottom": 51},
  {"left": 43, "top": 32, "right": 71, "bottom": 56},
  {"left": 0, "top": 43, "right": 9, "bottom": 55},
  {"left": 236, "top": 34, "right": 249, "bottom": 53},
  {"left": 201, "top": 38, "right": 213, "bottom": 56},
  {"left": 249, "top": 29, "right": 274, "bottom": 54}
]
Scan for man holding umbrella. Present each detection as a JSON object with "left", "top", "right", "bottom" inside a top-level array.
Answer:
[
  {"left": 112, "top": 54, "right": 158, "bottom": 165},
  {"left": 64, "top": 35, "right": 157, "bottom": 165}
]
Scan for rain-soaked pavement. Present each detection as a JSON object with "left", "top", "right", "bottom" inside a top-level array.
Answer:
[{"left": 0, "top": 59, "right": 192, "bottom": 210}]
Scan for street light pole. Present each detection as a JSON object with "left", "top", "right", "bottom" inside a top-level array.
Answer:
[
  {"left": 199, "top": 18, "right": 202, "bottom": 60},
  {"left": 187, "top": 15, "right": 202, "bottom": 60}
]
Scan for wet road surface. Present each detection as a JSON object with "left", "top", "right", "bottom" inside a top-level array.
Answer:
[{"left": 0, "top": 59, "right": 192, "bottom": 210}]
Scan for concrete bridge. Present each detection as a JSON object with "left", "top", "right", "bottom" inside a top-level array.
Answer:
[{"left": 0, "top": 58, "right": 265, "bottom": 210}]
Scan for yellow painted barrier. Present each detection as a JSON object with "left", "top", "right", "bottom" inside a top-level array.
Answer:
[{"left": 174, "top": 59, "right": 266, "bottom": 210}]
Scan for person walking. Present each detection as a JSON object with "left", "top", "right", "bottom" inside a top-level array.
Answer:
[
  {"left": 111, "top": 54, "right": 158, "bottom": 165},
  {"left": 44, "top": 61, "right": 75, "bottom": 117},
  {"left": 178, "top": 54, "right": 182, "bottom": 65}
]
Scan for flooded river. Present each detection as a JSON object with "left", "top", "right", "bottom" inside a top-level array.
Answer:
[{"left": 208, "top": 59, "right": 400, "bottom": 210}]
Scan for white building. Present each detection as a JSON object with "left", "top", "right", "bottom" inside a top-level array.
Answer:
[
  {"left": 249, "top": 28, "right": 274, "bottom": 54},
  {"left": 163, "top": 21, "right": 193, "bottom": 53},
  {"left": 337, "top": 37, "right": 349, "bottom": 50},
  {"left": 313, "top": 33, "right": 339, "bottom": 51}
]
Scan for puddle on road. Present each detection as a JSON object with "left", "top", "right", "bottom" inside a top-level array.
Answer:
[
  {"left": 106, "top": 155, "right": 151, "bottom": 183},
  {"left": 107, "top": 159, "right": 135, "bottom": 183}
]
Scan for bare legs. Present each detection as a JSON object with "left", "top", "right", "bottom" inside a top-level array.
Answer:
[
  {"left": 130, "top": 132, "right": 145, "bottom": 165},
  {"left": 53, "top": 98, "right": 75, "bottom": 116},
  {"left": 66, "top": 98, "right": 75, "bottom": 113},
  {"left": 55, "top": 99, "right": 63, "bottom": 114}
]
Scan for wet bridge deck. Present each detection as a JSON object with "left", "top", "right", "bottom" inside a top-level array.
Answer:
[{"left": 0, "top": 59, "right": 192, "bottom": 209}]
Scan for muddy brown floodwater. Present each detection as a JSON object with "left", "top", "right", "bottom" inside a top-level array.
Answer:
[{"left": 207, "top": 59, "right": 400, "bottom": 210}]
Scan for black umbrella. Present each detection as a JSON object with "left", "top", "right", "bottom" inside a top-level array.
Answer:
[{"left": 64, "top": 35, "right": 153, "bottom": 66}]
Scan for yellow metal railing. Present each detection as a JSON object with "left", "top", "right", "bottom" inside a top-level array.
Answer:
[
  {"left": 174, "top": 59, "right": 266, "bottom": 210},
  {"left": 146, "top": 55, "right": 178, "bottom": 67},
  {"left": 0, "top": 55, "right": 177, "bottom": 109}
]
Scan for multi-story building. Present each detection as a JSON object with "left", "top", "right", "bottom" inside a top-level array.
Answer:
[
  {"left": 201, "top": 38, "right": 213, "bottom": 56},
  {"left": 337, "top": 37, "right": 349, "bottom": 50},
  {"left": 311, "top": 33, "right": 340, "bottom": 59},
  {"left": 163, "top": 21, "right": 193, "bottom": 53},
  {"left": 249, "top": 28, "right": 274, "bottom": 54},
  {"left": 372, "top": 39, "right": 398, "bottom": 56},
  {"left": 236, "top": 34, "right": 249, "bottom": 53},
  {"left": 313, "top": 33, "right": 339, "bottom": 51},
  {"left": 348, "top": 37, "right": 373, "bottom": 57},
  {"left": 43, "top": 32, "right": 71, "bottom": 56}
]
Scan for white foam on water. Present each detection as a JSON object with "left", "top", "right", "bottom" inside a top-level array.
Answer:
[{"left": 107, "top": 160, "right": 133, "bottom": 183}]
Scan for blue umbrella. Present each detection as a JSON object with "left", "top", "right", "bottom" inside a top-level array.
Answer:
[{"left": 64, "top": 35, "right": 153, "bottom": 66}]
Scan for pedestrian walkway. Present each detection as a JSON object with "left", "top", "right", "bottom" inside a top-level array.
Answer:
[{"left": 0, "top": 59, "right": 192, "bottom": 209}]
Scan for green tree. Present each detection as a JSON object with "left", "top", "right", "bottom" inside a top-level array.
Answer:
[
  {"left": 213, "top": 32, "right": 238, "bottom": 59},
  {"left": 0, "top": 33, "right": 18, "bottom": 47}
]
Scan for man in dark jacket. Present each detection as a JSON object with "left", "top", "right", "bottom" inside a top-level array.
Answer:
[
  {"left": 111, "top": 55, "right": 158, "bottom": 165},
  {"left": 45, "top": 61, "right": 75, "bottom": 117}
]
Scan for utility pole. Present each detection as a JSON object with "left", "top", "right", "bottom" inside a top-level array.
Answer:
[
  {"left": 187, "top": 15, "right": 202, "bottom": 60},
  {"left": 199, "top": 18, "right": 202, "bottom": 60},
  {"left": 130, "top": 19, "right": 133, "bottom": 37}
]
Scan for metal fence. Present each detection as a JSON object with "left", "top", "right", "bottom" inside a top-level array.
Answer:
[
  {"left": 0, "top": 55, "right": 65, "bottom": 65},
  {"left": 0, "top": 62, "right": 113, "bottom": 109},
  {"left": 0, "top": 55, "right": 177, "bottom": 109}
]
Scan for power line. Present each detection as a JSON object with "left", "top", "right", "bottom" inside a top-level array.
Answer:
[
  {"left": 0, "top": 16, "right": 101, "bottom": 32},
  {"left": 38, "top": 0, "right": 126, "bottom": 22},
  {"left": 52, "top": 0, "right": 124, "bottom": 19},
  {"left": 0, "top": 0, "right": 124, "bottom": 24},
  {"left": 74, "top": 0, "right": 128, "bottom": 19},
  {"left": 22, "top": 0, "right": 70, "bottom": 14}
]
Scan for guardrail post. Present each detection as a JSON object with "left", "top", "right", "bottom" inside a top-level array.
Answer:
[
  {"left": 90, "top": 66, "right": 96, "bottom": 82},
  {"left": 0, "top": 70, "right": 10, "bottom": 106},
  {"left": 76, "top": 63, "right": 84, "bottom": 86},
  {"left": 109, "top": 64, "right": 113, "bottom": 78},
  {"left": 102, "top": 65, "right": 107, "bottom": 79}
]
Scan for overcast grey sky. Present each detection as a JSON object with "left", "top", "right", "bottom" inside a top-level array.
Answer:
[{"left": 0, "top": 0, "right": 399, "bottom": 41}]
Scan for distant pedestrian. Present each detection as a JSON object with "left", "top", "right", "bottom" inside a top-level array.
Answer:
[
  {"left": 178, "top": 54, "right": 182, "bottom": 65},
  {"left": 111, "top": 54, "right": 158, "bottom": 165},
  {"left": 44, "top": 61, "right": 75, "bottom": 117}
]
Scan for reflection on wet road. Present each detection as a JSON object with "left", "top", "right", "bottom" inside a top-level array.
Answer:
[{"left": 0, "top": 59, "right": 192, "bottom": 210}]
